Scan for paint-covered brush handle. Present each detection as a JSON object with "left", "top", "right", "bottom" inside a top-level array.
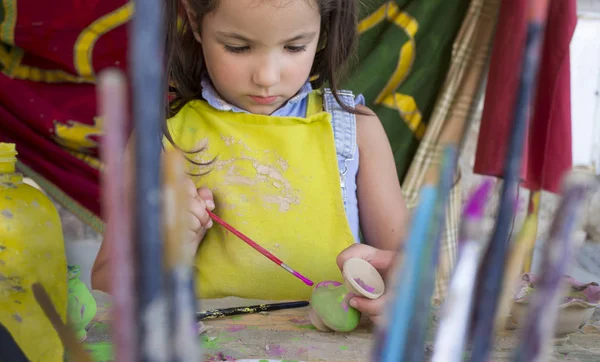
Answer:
[
  {"left": 98, "top": 69, "right": 137, "bottom": 362},
  {"left": 197, "top": 301, "right": 309, "bottom": 321},
  {"left": 31, "top": 283, "right": 95, "bottom": 362}
]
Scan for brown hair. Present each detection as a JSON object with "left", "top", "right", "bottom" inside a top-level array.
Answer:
[{"left": 164, "top": 0, "right": 361, "bottom": 118}]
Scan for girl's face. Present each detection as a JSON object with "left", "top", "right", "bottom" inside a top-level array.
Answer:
[{"left": 193, "top": 0, "right": 321, "bottom": 115}]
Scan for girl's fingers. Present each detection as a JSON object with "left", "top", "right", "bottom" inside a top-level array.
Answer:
[
  {"left": 190, "top": 198, "right": 212, "bottom": 228},
  {"left": 349, "top": 296, "right": 385, "bottom": 318},
  {"left": 189, "top": 211, "right": 202, "bottom": 233},
  {"left": 197, "top": 187, "right": 215, "bottom": 210},
  {"left": 336, "top": 244, "right": 378, "bottom": 270},
  {"left": 336, "top": 244, "right": 397, "bottom": 275}
]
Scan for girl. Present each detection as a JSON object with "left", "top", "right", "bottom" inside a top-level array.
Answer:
[{"left": 93, "top": 0, "right": 407, "bottom": 320}]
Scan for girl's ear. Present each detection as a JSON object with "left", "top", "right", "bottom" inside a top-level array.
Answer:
[{"left": 180, "top": 0, "right": 202, "bottom": 43}]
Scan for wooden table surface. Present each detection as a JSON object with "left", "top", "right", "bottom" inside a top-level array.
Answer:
[{"left": 85, "top": 292, "right": 600, "bottom": 361}]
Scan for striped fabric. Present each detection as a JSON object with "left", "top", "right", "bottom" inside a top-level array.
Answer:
[{"left": 401, "top": 0, "right": 501, "bottom": 302}]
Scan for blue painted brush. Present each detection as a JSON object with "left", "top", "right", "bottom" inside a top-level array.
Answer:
[
  {"left": 469, "top": 1, "right": 552, "bottom": 360},
  {"left": 406, "top": 145, "right": 458, "bottom": 362},
  {"left": 512, "top": 173, "right": 597, "bottom": 362},
  {"left": 131, "top": 0, "right": 169, "bottom": 359},
  {"left": 371, "top": 184, "right": 438, "bottom": 362},
  {"left": 431, "top": 179, "right": 493, "bottom": 362}
]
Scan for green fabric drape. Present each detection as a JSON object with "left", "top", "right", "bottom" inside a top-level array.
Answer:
[{"left": 344, "top": 0, "right": 470, "bottom": 182}]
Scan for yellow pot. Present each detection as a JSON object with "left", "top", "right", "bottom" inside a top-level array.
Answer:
[{"left": 0, "top": 143, "right": 67, "bottom": 361}]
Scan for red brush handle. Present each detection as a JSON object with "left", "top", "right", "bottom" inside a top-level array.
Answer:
[
  {"left": 206, "top": 209, "right": 313, "bottom": 286},
  {"left": 206, "top": 209, "right": 283, "bottom": 266}
]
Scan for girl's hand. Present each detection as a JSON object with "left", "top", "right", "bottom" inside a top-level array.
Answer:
[
  {"left": 185, "top": 178, "right": 215, "bottom": 250},
  {"left": 336, "top": 244, "right": 399, "bottom": 325}
]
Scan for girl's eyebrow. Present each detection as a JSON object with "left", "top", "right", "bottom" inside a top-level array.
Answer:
[
  {"left": 216, "top": 32, "right": 252, "bottom": 42},
  {"left": 216, "top": 31, "right": 317, "bottom": 44},
  {"left": 283, "top": 32, "right": 317, "bottom": 43}
]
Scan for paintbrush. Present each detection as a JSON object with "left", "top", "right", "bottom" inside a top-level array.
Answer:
[
  {"left": 522, "top": 191, "right": 541, "bottom": 273},
  {"left": 512, "top": 172, "right": 597, "bottom": 362},
  {"left": 431, "top": 179, "right": 493, "bottom": 362},
  {"left": 31, "top": 283, "right": 95, "bottom": 362},
  {"left": 206, "top": 209, "right": 314, "bottom": 286},
  {"left": 494, "top": 203, "right": 539, "bottom": 334},
  {"left": 197, "top": 301, "right": 309, "bottom": 321},
  {"left": 98, "top": 69, "right": 137, "bottom": 362},
  {"left": 406, "top": 145, "right": 458, "bottom": 362},
  {"left": 164, "top": 149, "right": 201, "bottom": 361},
  {"left": 371, "top": 184, "right": 438, "bottom": 362},
  {"left": 131, "top": 0, "right": 169, "bottom": 356},
  {"left": 469, "top": 1, "right": 552, "bottom": 360}
]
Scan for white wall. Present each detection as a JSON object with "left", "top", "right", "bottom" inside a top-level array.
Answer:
[
  {"left": 570, "top": 12, "right": 600, "bottom": 172},
  {"left": 578, "top": 0, "right": 600, "bottom": 14}
]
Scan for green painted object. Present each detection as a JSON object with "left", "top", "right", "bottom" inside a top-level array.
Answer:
[
  {"left": 309, "top": 258, "right": 385, "bottom": 332},
  {"left": 310, "top": 281, "right": 361, "bottom": 332},
  {"left": 67, "top": 265, "right": 97, "bottom": 341}
]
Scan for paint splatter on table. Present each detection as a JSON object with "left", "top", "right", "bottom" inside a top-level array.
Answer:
[{"left": 83, "top": 291, "right": 600, "bottom": 361}]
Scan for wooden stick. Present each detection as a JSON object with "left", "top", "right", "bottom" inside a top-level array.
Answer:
[
  {"left": 470, "top": 1, "right": 552, "bottom": 360},
  {"left": 98, "top": 69, "right": 137, "bottom": 362},
  {"left": 163, "top": 149, "right": 201, "bottom": 361},
  {"left": 131, "top": 0, "right": 168, "bottom": 358},
  {"left": 31, "top": 283, "right": 94, "bottom": 362},
  {"left": 163, "top": 149, "right": 191, "bottom": 267}
]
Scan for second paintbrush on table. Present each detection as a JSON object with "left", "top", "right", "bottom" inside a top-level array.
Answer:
[{"left": 197, "top": 301, "right": 309, "bottom": 321}]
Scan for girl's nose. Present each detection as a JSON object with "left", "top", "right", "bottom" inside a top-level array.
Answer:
[{"left": 252, "top": 55, "right": 280, "bottom": 89}]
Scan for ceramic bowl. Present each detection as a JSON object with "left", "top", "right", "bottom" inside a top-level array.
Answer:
[{"left": 511, "top": 273, "right": 600, "bottom": 337}]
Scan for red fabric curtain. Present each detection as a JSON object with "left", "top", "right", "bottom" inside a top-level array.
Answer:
[{"left": 474, "top": 0, "right": 576, "bottom": 193}]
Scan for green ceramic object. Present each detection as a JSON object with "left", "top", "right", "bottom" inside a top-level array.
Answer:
[
  {"left": 309, "top": 258, "right": 385, "bottom": 332},
  {"left": 309, "top": 281, "right": 361, "bottom": 332},
  {"left": 67, "top": 265, "right": 97, "bottom": 341}
]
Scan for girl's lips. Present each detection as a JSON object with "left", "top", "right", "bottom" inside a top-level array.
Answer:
[{"left": 249, "top": 95, "right": 277, "bottom": 105}]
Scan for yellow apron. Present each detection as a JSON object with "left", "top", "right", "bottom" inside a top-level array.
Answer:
[{"left": 166, "top": 91, "right": 355, "bottom": 300}]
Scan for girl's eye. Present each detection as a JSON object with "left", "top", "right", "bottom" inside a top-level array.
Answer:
[
  {"left": 224, "top": 45, "right": 250, "bottom": 54},
  {"left": 286, "top": 45, "right": 307, "bottom": 53}
]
